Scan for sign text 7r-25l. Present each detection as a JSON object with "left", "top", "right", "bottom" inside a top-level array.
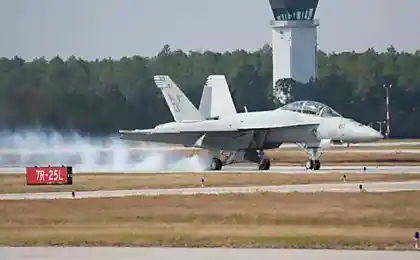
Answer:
[{"left": 26, "top": 166, "right": 73, "bottom": 185}]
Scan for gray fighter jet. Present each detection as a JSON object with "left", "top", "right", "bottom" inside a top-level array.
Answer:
[
  {"left": 197, "top": 75, "right": 386, "bottom": 169},
  {"left": 119, "top": 75, "right": 383, "bottom": 171}
]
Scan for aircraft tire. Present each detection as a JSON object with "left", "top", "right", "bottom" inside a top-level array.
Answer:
[
  {"left": 258, "top": 158, "right": 271, "bottom": 171},
  {"left": 210, "top": 158, "right": 222, "bottom": 171},
  {"left": 313, "top": 160, "right": 321, "bottom": 170},
  {"left": 305, "top": 160, "right": 314, "bottom": 170}
]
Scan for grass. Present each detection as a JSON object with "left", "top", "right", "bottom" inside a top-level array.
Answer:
[
  {"left": 1, "top": 191, "right": 419, "bottom": 249},
  {"left": 1, "top": 172, "right": 420, "bottom": 194}
]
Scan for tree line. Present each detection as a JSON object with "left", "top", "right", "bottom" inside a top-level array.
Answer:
[{"left": 0, "top": 44, "right": 419, "bottom": 138}]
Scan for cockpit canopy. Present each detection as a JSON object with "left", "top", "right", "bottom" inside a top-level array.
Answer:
[{"left": 279, "top": 100, "right": 342, "bottom": 117}]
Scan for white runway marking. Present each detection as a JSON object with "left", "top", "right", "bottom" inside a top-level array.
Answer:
[
  {"left": 1, "top": 181, "right": 419, "bottom": 200},
  {"left": 1, "top": 247, "right": 418, "bottom": 260}
]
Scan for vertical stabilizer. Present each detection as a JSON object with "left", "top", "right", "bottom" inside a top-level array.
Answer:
[
  {"left": 198, "top": 84, "right": 212, "bottom": 119},
  {"left": 203, "top": 75, "right": 237, "bottom": 118},
  {"left": 154, "top": 75, "right": 204, "bottom": 122}
]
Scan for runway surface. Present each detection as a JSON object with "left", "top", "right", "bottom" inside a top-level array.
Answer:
[
  {"left": 223, "top": 165, "right": 420, "bottom": 174},
  {"left": 1, "top": 247, "right": 418, "bottom": 260},
  {"left": 1, "top": 165, "right": 420, "bottom": 174},
  {"left": 1, "top": 180, "right": 419, "bottom": 200}
]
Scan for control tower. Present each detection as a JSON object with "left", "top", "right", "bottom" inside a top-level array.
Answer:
[{"left": 269, "top": 0, "right": 319, "bottom": 100}]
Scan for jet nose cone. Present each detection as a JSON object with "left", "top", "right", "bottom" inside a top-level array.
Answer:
[{"left": 368, "top": 128, "right": 384, "bottom": 141}]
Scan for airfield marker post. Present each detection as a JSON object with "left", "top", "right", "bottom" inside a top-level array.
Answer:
[
  {"left": 200, "top": 177, "right": 204, "bottom": 188},
  {"left": 383, "top": 84, "right": 392, "bottom": 138},
  {"left": 414, "top": 231, "right": 419, "bottom": 249}
]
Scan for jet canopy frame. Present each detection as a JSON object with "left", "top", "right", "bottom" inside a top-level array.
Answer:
[{"left": 280, "top": 100, "right": 342, "bottom": 118}]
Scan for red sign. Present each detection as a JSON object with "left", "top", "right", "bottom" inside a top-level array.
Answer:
[{"left": 26, "top": 166, "right": 73, "bottom": 185}]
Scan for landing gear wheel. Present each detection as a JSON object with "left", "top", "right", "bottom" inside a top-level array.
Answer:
[
  {"left": 210, "top": 158, "right": 222, "bottom": 171},
  {"left": 313, "top": 160, "right": 321, "bottom": 170},
  {"left": 258, "top": 158, "right": 271, "bottom": 171},
  {"left": 305, "top": 160, "right": 314, "bottom": 170},
  {"left": 305, "top": 160, "right": 321, "bottom": 170}
]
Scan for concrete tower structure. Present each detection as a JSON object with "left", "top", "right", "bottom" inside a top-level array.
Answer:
[{"left": 269, "top": 0, "right": 319, "bottom": 101}]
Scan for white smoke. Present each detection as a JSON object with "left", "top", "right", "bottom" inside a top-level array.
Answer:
[{"left": 0, "top": 128, "right": 208, "bottom": 172}]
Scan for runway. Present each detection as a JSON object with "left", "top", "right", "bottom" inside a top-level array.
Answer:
[
  {"left": 1, "top": 180, "right": 419, "bottom": 200},
  {"left": 223, "top": 164, "right": 420, "bottom": 174},
  {"left": 1, "top": 247, "right": 418, "bottom": 260},
  {"left": 1, "top": 165, "right": 420, "bottom": 174}
]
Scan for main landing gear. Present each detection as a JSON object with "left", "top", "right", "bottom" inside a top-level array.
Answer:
[
  {"left": 208, "top": 149, "right": 271, "bottom": 171},
  {"left": 258, "top": 151, "right": 271, "bottom": 171},
  {"left": 210, "top": 157, "right": 223, "bottom": 171},
  {"left": 258, "top": 158, "right": 271, "bottom": 170}
]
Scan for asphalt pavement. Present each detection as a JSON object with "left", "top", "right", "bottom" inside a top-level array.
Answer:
[{"left": 1, "top": 247, "right": 418, "bottom": 260}]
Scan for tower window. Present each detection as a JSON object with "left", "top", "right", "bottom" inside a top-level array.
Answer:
[{"left": 273, "top": 8, "right": 316, "bottom": 21}]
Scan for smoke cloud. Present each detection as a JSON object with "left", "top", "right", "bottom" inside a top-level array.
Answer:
[{"left": 0, "top": 128, "right": 208, "bottom": 172}]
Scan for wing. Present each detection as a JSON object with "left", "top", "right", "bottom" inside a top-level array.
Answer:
[
  {"left": 119, "top": 122, "right": 241, "bottom": 146},
  {"left": 119, "top": 121, "right": 320, "bottom": 147}
]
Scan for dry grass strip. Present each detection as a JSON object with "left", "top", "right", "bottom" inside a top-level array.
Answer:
[{"left": 0, "top": 191, "right": 419, "bottom": 249}]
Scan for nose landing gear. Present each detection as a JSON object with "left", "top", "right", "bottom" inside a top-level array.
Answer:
[
  {"left": 305, "top": 159, "right": 321, "bottom": 170},
  {"left": 296, "top": 143, "right": 323, "bottom": 171}
]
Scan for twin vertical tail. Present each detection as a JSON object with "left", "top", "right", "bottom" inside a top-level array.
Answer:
[
  {"left": 154, "top": 74, "right": 237, "bottom": 122},
  {"left": 153, "top": 75, "right": 204, "bottom": 122}
]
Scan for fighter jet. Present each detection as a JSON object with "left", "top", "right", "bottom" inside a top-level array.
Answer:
[
  {"left": 119, "top": 75, "right": 383, "bottom": 171},
  {"left": 197, "top": 75, "right": 385, "bottom": 169}
]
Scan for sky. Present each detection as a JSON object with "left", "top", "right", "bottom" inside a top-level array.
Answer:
[{"left": 1, "top": 0, "right": 419, "bottom": 60}]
